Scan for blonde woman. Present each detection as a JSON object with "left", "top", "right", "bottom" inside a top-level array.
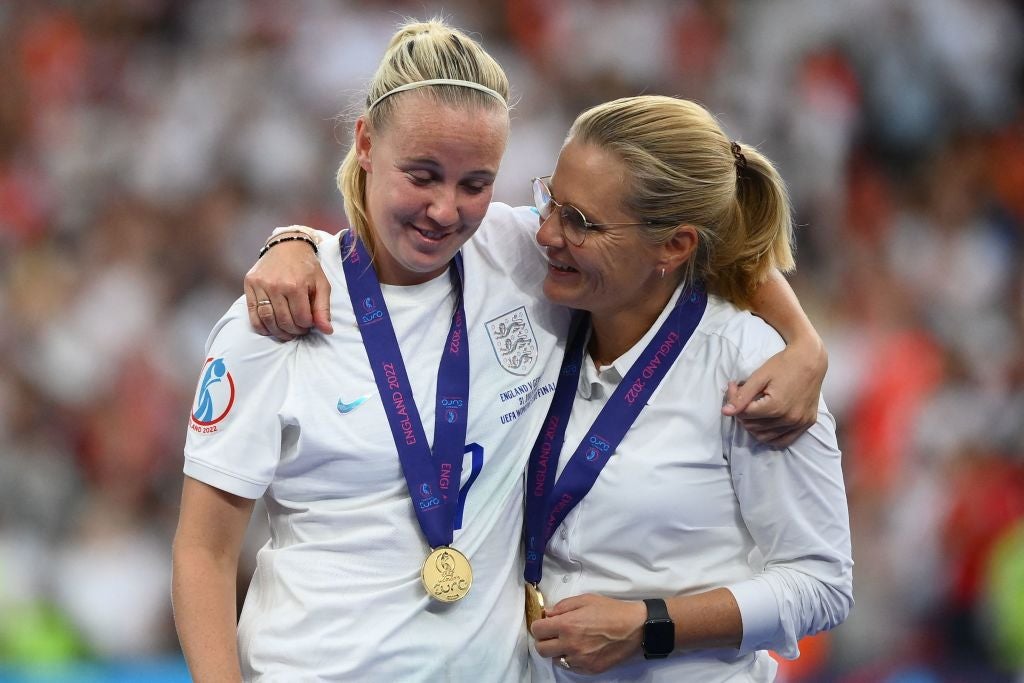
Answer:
[
  {"left": 177, "top": 19, "right": 833, "bottom": 683},
  {"left": 173, "top": 20, "right": 550, "bottom": 681},
  {"left": 522, "top": 96, "right": 851, "bottom": 681},
  {"left": 253, "top": 97, "right": 852, "bottom": 682}
]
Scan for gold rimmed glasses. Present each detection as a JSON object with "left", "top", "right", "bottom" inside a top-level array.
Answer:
[{"left": 531, "top": 176, "right": 652, "bottom": 246}]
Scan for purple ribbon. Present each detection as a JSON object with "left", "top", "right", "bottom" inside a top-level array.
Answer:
[
  {"left": 523, "top": 288, "right": 708, "bottom": 584},
  {"left": 341, "top": 232, "right": 469, "bottom": 549}
]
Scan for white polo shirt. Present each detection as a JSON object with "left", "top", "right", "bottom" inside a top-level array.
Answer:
[
  {"left": 184, "top": 204, "right": 568, "bottom": 681},
  {"left": 529, "top": 289, "right": 853, "bottom": 682}
]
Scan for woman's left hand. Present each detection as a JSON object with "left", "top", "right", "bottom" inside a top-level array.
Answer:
[
  {"left": 531, "top": 593, "right": 645, "bottom": 675},
  {"left": 721, "top": 334, "right": 827, "bottom": 447}
]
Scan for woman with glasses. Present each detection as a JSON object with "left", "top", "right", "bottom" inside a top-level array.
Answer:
[
  {"left": 522, "top": 97, "right": 851, "bottom": 680},
  {"left": 532, "top": 175, "right": 657, "bottom": 244},
  {"left": 246, "top": 97, "right": 851, "bottom": 682}
]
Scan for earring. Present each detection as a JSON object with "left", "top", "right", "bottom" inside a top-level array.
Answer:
[{"left": 660, "top": 267, "right": 666, "bottom": 279}]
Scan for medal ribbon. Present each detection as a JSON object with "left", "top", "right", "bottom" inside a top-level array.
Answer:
[
  {"left": 341, "top": 232, "right": 469, "bottom": 550},
  {"left": 523, "top": 287, "right": 708, "bottom": 584}
]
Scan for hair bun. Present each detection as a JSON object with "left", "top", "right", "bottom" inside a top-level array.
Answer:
[{"left": 388, "top": 18, "right": 448, "bottom": 48}]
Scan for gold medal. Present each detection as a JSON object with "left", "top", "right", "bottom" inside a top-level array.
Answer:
[
  {"left": 525, "top": 582, "right": 546, "bottom": 631},
  {"left": 421, "top": 546, "right": 473, "bottom": 602}
]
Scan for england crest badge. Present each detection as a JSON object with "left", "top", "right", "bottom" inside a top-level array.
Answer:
[{"left": 485, "top": 306, "right": 538, "bottom": 376}]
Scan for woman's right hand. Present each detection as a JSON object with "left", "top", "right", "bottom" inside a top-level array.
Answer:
[
  {"left": 245, "top": 229, "right": 332, "bottom": 341},
  {"left": 721, "top": 332, "right": 826, "bottom": 447}
]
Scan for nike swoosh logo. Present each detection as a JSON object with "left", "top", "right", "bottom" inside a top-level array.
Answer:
[{"left": 337, "top": 395, "right": 371, "bottom": 414}]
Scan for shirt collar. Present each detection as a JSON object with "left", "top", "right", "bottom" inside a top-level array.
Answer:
[{"left": 577, "top": 284, "right": 687, "bottom": 400}]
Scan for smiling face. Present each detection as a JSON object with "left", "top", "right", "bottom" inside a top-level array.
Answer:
[
  {"left": 356, "top": 95, "right": 509, "bottom": 285},
  {"left": 536, "top": 139, "right": 672, "bottom": 323}
]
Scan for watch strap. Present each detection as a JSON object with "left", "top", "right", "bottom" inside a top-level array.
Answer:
[
  {"left": 641, "top": 598, "right": 674, "bottom": 659},
  {"left": 643, "top": 597, "right": 670, "bottom": 621}
]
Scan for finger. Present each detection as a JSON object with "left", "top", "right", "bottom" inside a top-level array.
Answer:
[
  {"left": 544, "top": 594, "right": 589, "bottom": 617},
  {"left": 257, "top": 297, "right": 295, "bottom": 342},
  {"left": 563, "top": 657, "right": 594, "bottom": 675},
  {"left": 311, "top": 274, "right": 334, "bottom": 335},
  {"left": 246, "top": 286, "right": 271, "bottom": 336},
  {"left": 270, "top": 291, "right": 306, "bottom": 337},
  {"left": 739, "top": 406, "right": 816, "bottom": 432},
  {"left": 733, "top": 393, "right": 782, "bottom": 420},
  {"left": 285, "top": 289, "right": 315, "bottom": 333},
  {"left": 244, "top": 268, "right": 271, "bottom": 335},
  {"left": 721, "top": 381, "right": 742, "bottom": 416},
  {"left": 722, "top": 379, "right": 767, "bottom": 416},
  {"left": 532, "top": 634, "right": 565, "bottom": 659},
  {"left": 530, "top": 615, "right": 558, "bottom": 641},
  {"left": 736, "top": 415, "right": 796, "bottom": 430},
  {"left": 739, "top": 416, "right": 791, "bottom": 437}
]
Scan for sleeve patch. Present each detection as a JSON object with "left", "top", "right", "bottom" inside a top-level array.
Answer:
[{"left": 189, "top": 357, "right": 236, "bottom": 433}]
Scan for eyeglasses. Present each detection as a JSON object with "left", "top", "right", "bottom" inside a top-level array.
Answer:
[{"left": 531, "top": 176, "right": 652, "bottom": 246}]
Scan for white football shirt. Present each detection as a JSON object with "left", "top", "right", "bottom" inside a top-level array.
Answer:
[{"left": 185, "top": 204, "right": 568, "bottom": 681}]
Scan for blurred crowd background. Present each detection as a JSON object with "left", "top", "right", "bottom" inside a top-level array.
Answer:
[{"left": 1, "top": 1, "right": 1023, "bottom": 681}]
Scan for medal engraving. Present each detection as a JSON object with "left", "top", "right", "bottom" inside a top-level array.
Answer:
[
  {"left": 422, "top": 546, "right": 473, "bottom": 602},
  {"left": 525, "top": 583, "right": 546, "bottom": 631}
]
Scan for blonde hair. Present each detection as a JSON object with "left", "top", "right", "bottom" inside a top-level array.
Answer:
[
  {"left": 568, "top": 96, "right": 795, "bottom": 309},
  {"left": 337, "top": 18, "right": 510, "bottom": 255}
]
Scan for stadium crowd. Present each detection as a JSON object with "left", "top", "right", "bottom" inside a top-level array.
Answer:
[{"left": 1, "top": 0, "right": 1022, "bottom": 680}]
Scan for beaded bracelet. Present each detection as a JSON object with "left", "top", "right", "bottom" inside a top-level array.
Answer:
[{"left": 258, "top": 234, "right": 319, "bottom": 259}]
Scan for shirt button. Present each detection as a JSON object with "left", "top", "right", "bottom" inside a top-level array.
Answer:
[{"left": 562, "top": 575, "right": 570, "bottom": 583}]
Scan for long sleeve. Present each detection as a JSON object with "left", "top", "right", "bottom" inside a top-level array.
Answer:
[{"left": 724, "top": 396, "right": 854, "bottom": 658}]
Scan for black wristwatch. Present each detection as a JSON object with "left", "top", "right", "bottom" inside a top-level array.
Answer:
[{"left": 641, "top": 598, "right": 675, "bottom": 659}]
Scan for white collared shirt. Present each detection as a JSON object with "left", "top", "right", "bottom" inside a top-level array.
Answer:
[{"left": 531, "top": 288, "right": 853, "bottom": 682}]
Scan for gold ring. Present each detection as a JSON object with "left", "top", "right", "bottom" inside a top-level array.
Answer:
[
  {"left": 558, "top": 656, "right": 571, "bottom": 670},
  {"left": 256, "top": 300, "right": 272, "bottom": 307}
]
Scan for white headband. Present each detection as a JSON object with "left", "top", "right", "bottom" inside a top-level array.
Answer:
[{"left": 367, "top": 78, "right": 506, "bottom": 110}]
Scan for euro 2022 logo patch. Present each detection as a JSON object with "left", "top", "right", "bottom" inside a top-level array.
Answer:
[
  {"left": 360, "top": 295, "right": 384, "bottom": 325},
  {"left": 190, "top": 357, "right": 235, "bottom": 434},
  {"left": 586, "top": 434, "right": 612, "bottom": 462},
  {"left": 440, "top": 396, "right": 464, "bottom": 424},
  {"left": 418, "top": 482, "right": 441, "bottom": 511},
  {"left": 485, "top": 306, "right": 538, "bottom": 376}
]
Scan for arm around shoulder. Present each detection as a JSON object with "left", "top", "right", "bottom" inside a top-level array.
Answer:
[
  {"left": 724, "top": 271, "right": 828, "bottom": 446},
  {"left": 246, "top": 225, "right": 336, "bottom": 340}
]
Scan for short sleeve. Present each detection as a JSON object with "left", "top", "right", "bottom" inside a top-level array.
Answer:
[{"left": 183, "top": 296, "right": 296, "bottom": 499}]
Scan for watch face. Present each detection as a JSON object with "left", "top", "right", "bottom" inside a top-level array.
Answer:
[{"left": 643, "top": 618, "right": 674, "bottom": 657}]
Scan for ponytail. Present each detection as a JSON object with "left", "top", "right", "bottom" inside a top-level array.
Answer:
[
  {"left": 707, "top": 143, "right": 794, "bottom": 308},
  {"left": 569, "top": 96, "right": 794, "bottom": 310}
]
